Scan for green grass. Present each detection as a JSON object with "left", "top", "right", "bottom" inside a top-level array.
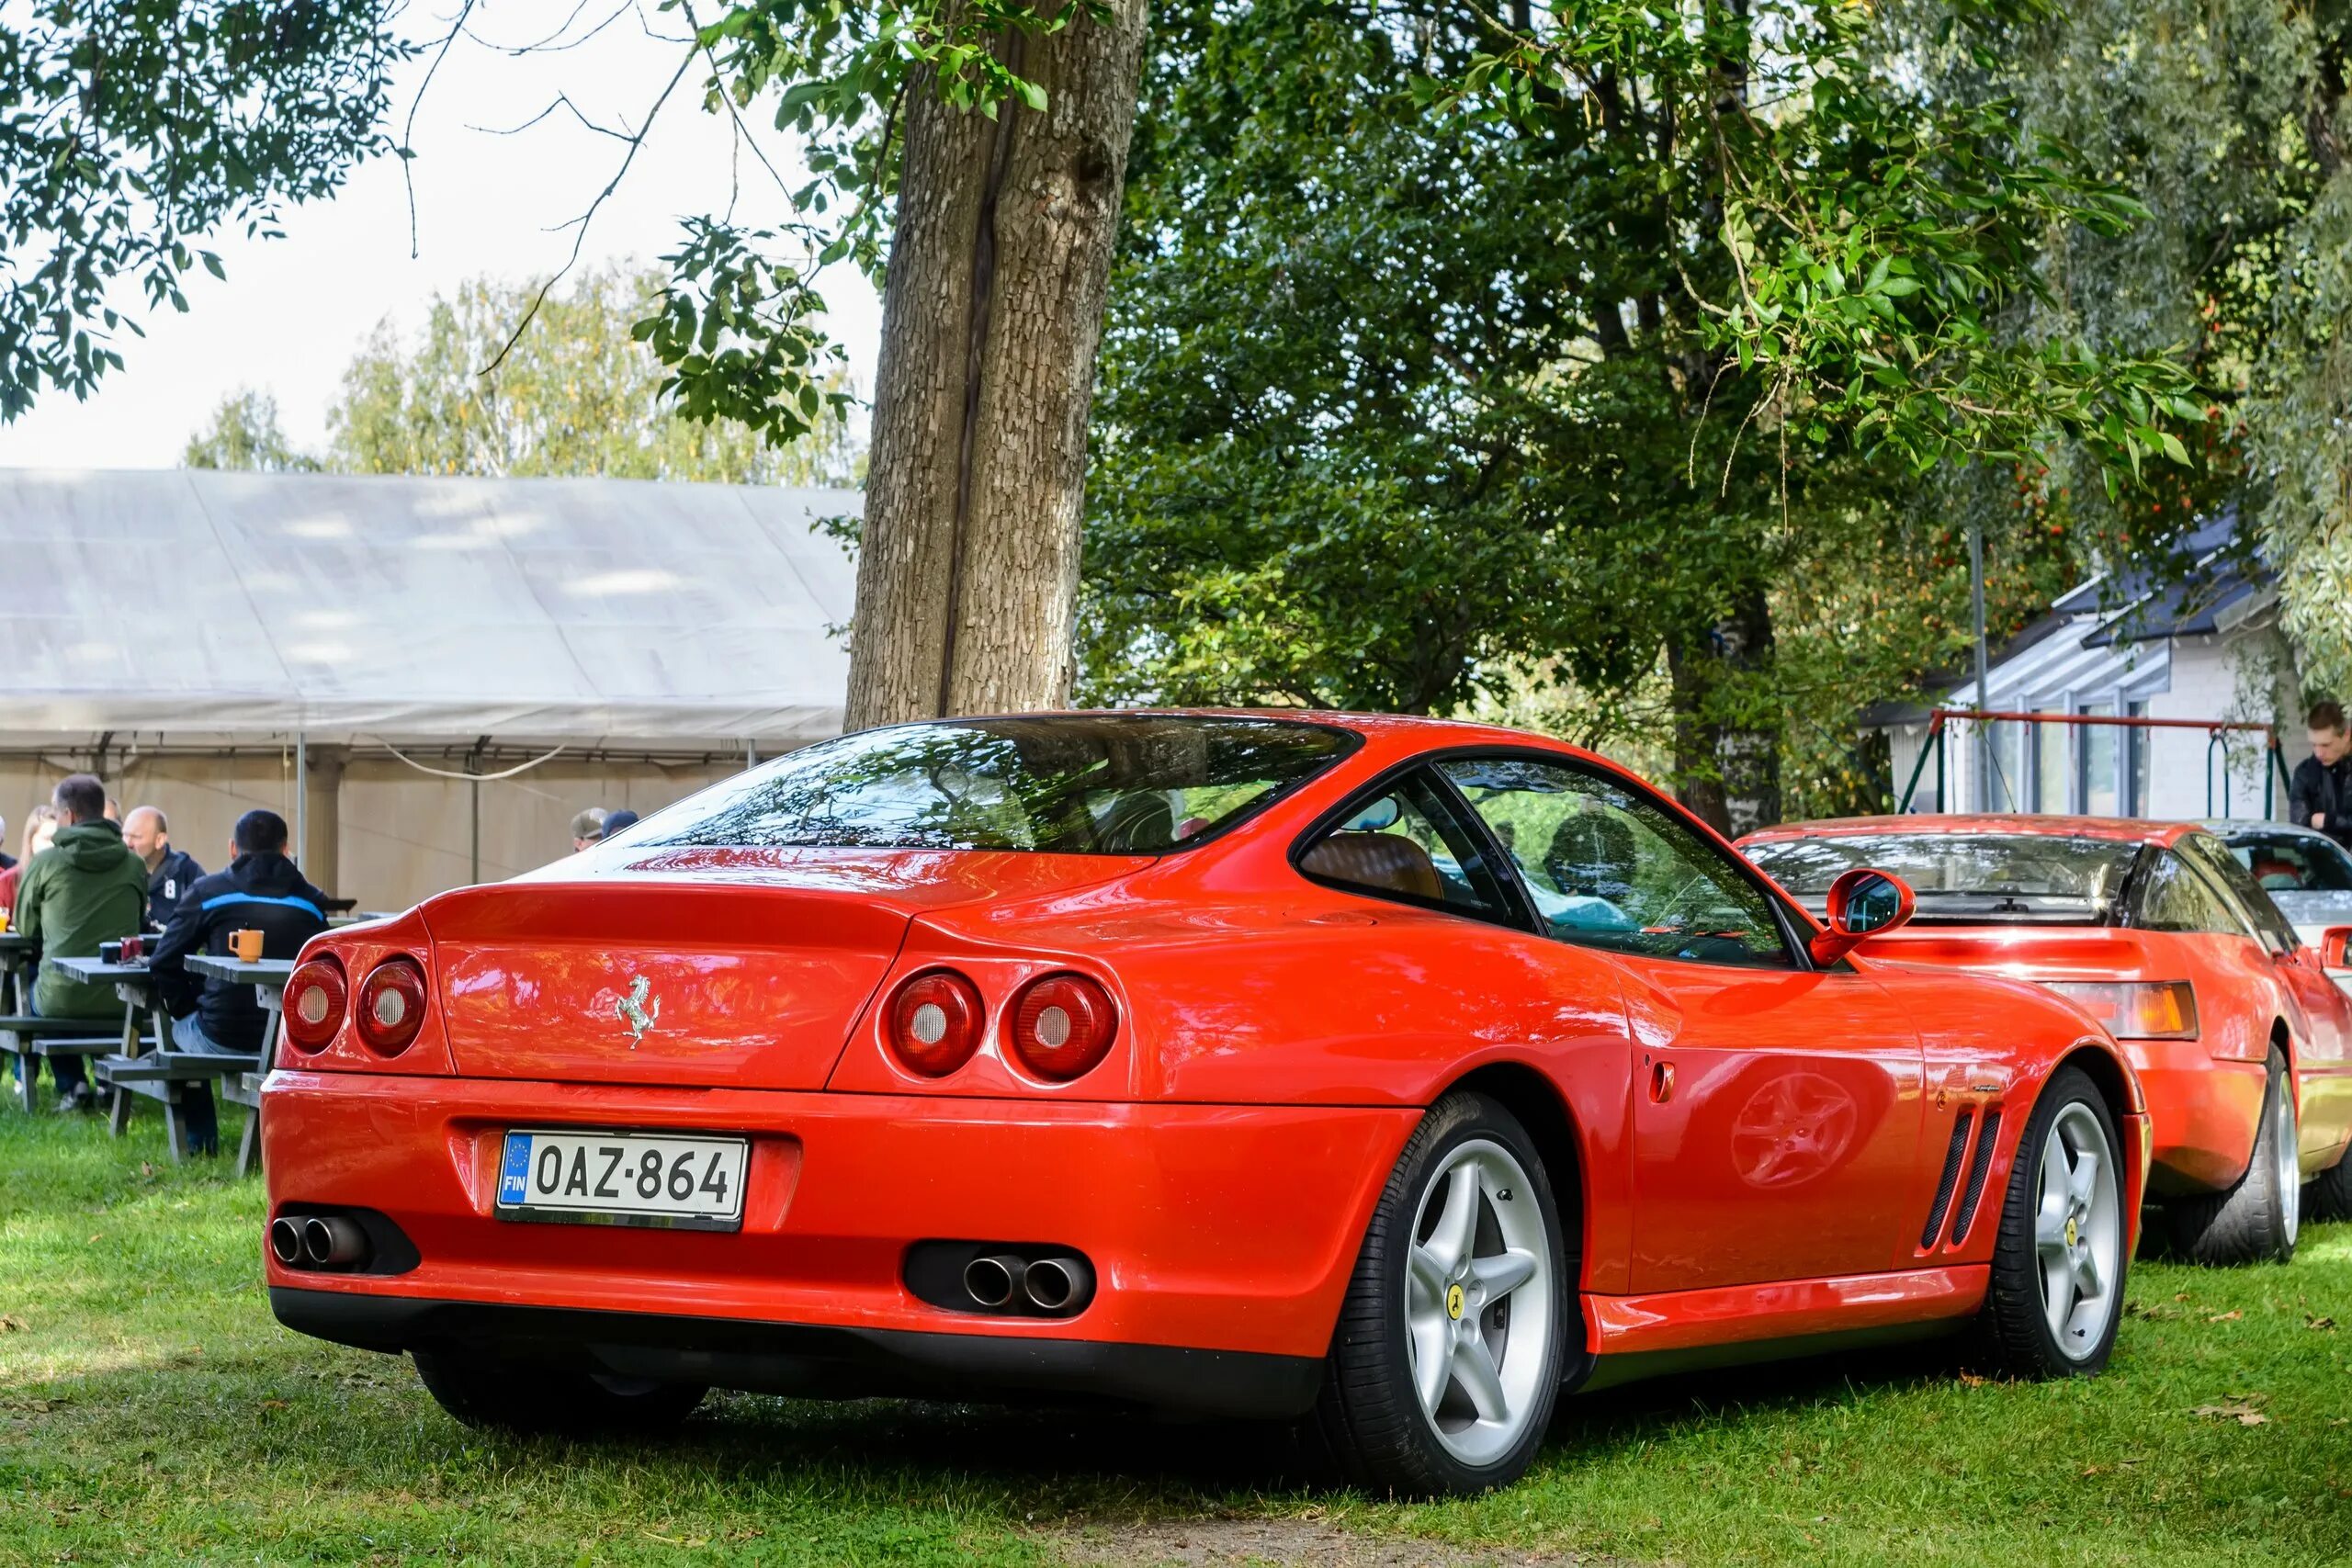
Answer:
[{"left": 4, "top": 1102, "right": 2350, "bottom": 1566}]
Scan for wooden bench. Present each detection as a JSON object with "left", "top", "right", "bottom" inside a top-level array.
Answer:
[
  {"left": 95, "top": 1050, "right": 263, "bottom": 1161},
  {"left": 221, "top": 1067, "right": 270, "bottom": 1178},
  {"left": 0, "top": 1017, "right": 120, "bottom": 1112}
]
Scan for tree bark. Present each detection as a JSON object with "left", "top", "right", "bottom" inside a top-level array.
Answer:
[
  {"left": 843, "top": 0, "right": 1151, "bottom": 730},
  {"left": 1667, "top": 583, "right": 1781, "bottom": 837}
]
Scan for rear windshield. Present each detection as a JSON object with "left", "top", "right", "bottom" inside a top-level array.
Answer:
[
  {"left": 2221, "top": 831, "right": 2352, "bottom": 894},
  {"left": 1744, "top": 832, "right": 2139, "bottom": 922},
  {"left": 632, "top": 715, "right": 1355, "bottom": 854}
]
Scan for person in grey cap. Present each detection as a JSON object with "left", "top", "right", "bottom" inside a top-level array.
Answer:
[{"left": 569, "top": 807, "right": 607, "bottom": 852}]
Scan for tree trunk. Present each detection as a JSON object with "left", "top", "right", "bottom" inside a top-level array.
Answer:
[
  {"left": 843, "top": 0, "right": 1151, "bottom": 730},
  {"left": 1667, "top": 583, "right": 1781, "bottom": 837}
]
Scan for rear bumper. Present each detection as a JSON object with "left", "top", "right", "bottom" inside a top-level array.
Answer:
[
  {"left": 2121, "top": 1042, "right": 2267, "bottom": 1195},
  {"left": 260, "top": 1070, "right": 1414, "bottom": 1372},
  {"left": 269, "top": 1288, "right": 1326, "bottom": 1419}
]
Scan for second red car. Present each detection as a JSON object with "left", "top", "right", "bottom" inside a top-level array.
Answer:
[{"left": 1745, "top": 815, "right": 2352, "bottom": 1263}]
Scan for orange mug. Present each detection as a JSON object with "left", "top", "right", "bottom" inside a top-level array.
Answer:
[{"left": 230, "top": 929, "right": 264, "bottom": 963}]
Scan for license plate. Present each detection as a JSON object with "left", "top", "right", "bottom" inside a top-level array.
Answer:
[{"left": 496, "top": 1129, "right": 748, "bottom": 1231}]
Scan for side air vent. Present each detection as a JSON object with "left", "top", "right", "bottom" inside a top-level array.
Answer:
[
  {"left": 1921, "top": 1109, "right": 1974, "bottom": 1249},
  {"left": 1949, "top": 1107, "right": 2004, "bottom": 1244}
]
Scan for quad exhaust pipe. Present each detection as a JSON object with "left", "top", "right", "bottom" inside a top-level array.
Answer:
[
  {"left": 946, "top": 1247, "right": 1096, "bottom": 1316},
  {"left": 961, "top": 1253, "right": 1027, "bottom": 1311},
  {"left": 1022, "top": 1256, "right": 1093, "bottom": 1313},
  {"left": 271, "top": 1212, "right": 371, "bottom": 1271}
]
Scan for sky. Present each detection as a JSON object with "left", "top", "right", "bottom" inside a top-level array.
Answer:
[{"left": 0, "top": 2, "right": 881, "bottom": 470}]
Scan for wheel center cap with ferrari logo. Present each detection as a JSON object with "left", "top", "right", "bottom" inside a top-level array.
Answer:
[
  {"left": 1446, "top": 1282, "right": 1465, "bottom": 1321},
  {"left": 2064, "top": 1215, "right": 2079, "bottom": 1248}
]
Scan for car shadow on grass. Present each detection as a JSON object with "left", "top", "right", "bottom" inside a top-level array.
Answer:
[{"left": 526, "top": 1330, "right": 1978, "bottom": 1506}]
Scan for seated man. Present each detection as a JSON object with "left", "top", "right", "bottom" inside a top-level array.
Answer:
[
  {"left": 15, "top": 775, "right": 148, "bottom": 1112},
  {"left": 151, "top": 809, "right": 330, "bottom": 1156},
  {"left": 122, "top": 806, "right": 205, "bottom": 931}
]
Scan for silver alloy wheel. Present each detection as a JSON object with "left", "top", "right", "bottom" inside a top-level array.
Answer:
[
  {"left": 2278, "top": 1082, "right": 2301, "bottom": 1248},
  {"left": 2035, "top": 1102, "right": 2122, "bottom": 1360},
  {"left": 1404, "top": 1137, "right": 1554, "bottom": 1467}
]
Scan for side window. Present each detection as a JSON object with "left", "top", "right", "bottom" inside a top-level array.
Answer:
[
  {"left": 1439, "top": 756, "right": 1794, "bottom": 969},
  {"left": 1297, "top": 768, "right": 1516, "bottom": 920},
  {"left": 2181, "top": 834, "right": 2298, "bottom": 953},
  {"left": 2132, "top": 851, "right": 2248, "bottom": 937}
]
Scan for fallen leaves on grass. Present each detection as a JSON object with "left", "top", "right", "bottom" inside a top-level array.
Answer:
[
  {"left": 0, "top": 1314, "right": 23, "bottom": 1332},
  {"left": 2206, "top": 1310, "right": 2243, "bottom": 1324},
  {"left": 2307, "top": 1314, "right": 2336, "bottom": 1332},
  {"left": 2193, "top": 1395, "right": 2269, "bottom": 1427}
]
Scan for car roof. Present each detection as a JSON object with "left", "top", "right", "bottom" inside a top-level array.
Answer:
[
  {"left": 1739, "top": 814, "right": 2202, "bottom": 848},
  {"left": 2200, "top": 818, "right": 2331, "bottom": 840}
]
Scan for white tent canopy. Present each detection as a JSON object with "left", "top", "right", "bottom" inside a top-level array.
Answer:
[{"left": 0, "top": 468, "right": 860, "bottom": 748}]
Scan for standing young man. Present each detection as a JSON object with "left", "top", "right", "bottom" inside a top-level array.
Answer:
[
  {"left": 14, "top": 774, "right": 147, "bottom": 1112},
  {"left": 2290, "top": 701, "right": 2352, "bottom": 851},
  {"left": 121, "top": 806, "right": 205, "bottom": 931}
]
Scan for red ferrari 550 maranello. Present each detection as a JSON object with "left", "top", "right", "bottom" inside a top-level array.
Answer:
[
  {"left": 266, "top": 714, "right": 2148, "bottom": 1495},
  {"left": 1741, "top": 816, "right": 2352, "bottom": 1266}
]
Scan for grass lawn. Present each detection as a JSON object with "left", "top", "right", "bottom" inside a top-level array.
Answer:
[{"left": 5, "top": 1103, "right": 2350, "bottom": 1567}]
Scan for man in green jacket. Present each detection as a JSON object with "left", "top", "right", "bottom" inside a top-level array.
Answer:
[{"left": 17, "top": 773, "right": 147, "bottom": 1112}]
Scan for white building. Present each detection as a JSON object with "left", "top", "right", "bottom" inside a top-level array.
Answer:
[{"left": 1880, "top": 513, "right": 2303, "bottom": 822}]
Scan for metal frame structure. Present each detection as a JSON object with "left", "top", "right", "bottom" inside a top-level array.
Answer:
[{"left": 1896, "top": 708, "right": 2292, "bottom": 818}]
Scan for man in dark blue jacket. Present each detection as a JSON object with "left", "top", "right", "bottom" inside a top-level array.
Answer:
[
  {"left": 123, "top": 806, "right": 204, "bottom": 931},
  {"left": 150, "top": 809, "right": 330, "bottom": 1155}
]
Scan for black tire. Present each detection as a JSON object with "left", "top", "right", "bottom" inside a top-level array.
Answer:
[
  {"left": 1309, "top": 1090, "right": 1568, "bottom": 1498},
  {"left": 1973, "top": 1065, "right": 2129, "bottom": 1379},
  {"left": 2165, "top": 1046, "right": 2300, "bottom": 1266},
  {"left": 2307, "top": 1145, "right": 2352, "bottom": 1224},
  {"left": 413, "top": 1347, "right": 706, "bottom": 1436}
]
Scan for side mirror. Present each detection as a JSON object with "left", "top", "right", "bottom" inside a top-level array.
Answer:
[
  {"left": 2320, "top": 926, "right": 2352, "bottom": 972},
  {"left": 1810, "top": 867, "right": 1916, "bottom": 966}
]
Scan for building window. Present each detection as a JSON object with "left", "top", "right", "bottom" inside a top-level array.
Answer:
[
  {"left": 2080, "top": 702, "right": 2118, "bottom": 817},
  {"left": 1985, "top": 719, "right": 2025, "bottom": 811},
  {"left": 2035, "top": 708, "right": 2070, "bottom": 812}
]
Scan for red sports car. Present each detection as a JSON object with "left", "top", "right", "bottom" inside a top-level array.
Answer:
[
  {"left": 266, "top": 715, "right": 2146, "bottom": 1496},
  {"left": 1742, "top": 816, "right": 2352, "bottom": 1266}
]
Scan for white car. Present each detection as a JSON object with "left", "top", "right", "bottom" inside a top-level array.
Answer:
[{"left": 2204, "top": 819, "right": 2352, "bottom": 953}]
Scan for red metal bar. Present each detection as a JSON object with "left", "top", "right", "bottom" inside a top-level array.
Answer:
[{"left": 1925, "top": 708, "right": 2278, "bottom": 742}]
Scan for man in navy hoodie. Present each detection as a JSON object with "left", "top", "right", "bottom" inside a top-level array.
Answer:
[{"left": 150, "top": 809, "right": 330, "bottom": 1156}]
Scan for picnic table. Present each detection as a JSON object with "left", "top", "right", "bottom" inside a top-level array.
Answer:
[
  {"left": 0, "top": 931, "right": 37, "bottom": 1014},
  {"left": 187, "top": 954, "right": 290, "bottom": 1178},
  {"left": 46, "top": 955, "right": 257, "bottom": 1161}
]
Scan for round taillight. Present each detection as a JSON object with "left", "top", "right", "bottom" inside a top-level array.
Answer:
[
  {"left": 886, "top": 970, "right": 984, "bottom": 1077},
  {"left": 282, "top": 958, "right": 346, "bottom": 1053},
  {"left": 355, "top": 957, "right": 428, "bottom": 1055},
  {"left": 1005, "top": 974, "right": 1117, "bottom": 1081}
]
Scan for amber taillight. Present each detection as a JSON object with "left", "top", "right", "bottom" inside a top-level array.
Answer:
[
  {"left": 1005, "top": 974, "right": 1118, "bottom": 1082},
  {"left": 282, "top": 957, "right": 347, "bottom": 1054},
  {"left": 355, "top": 957, "right": 429, "bottom": 1055},
  {"left": 887, "top": 970, "right": 985, "bottom": 1077},
  {"left": 2042, "top": 980, "right": 2199, "bottom": 1041}
]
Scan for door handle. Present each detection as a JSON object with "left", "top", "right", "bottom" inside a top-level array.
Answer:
[{"left": 1649, "top": 1060, "right": 1675, "bottom": 1103}]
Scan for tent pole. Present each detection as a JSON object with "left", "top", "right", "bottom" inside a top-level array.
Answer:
[{"left": 293, "top": 732, "right": 308, "bottom": 867}]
